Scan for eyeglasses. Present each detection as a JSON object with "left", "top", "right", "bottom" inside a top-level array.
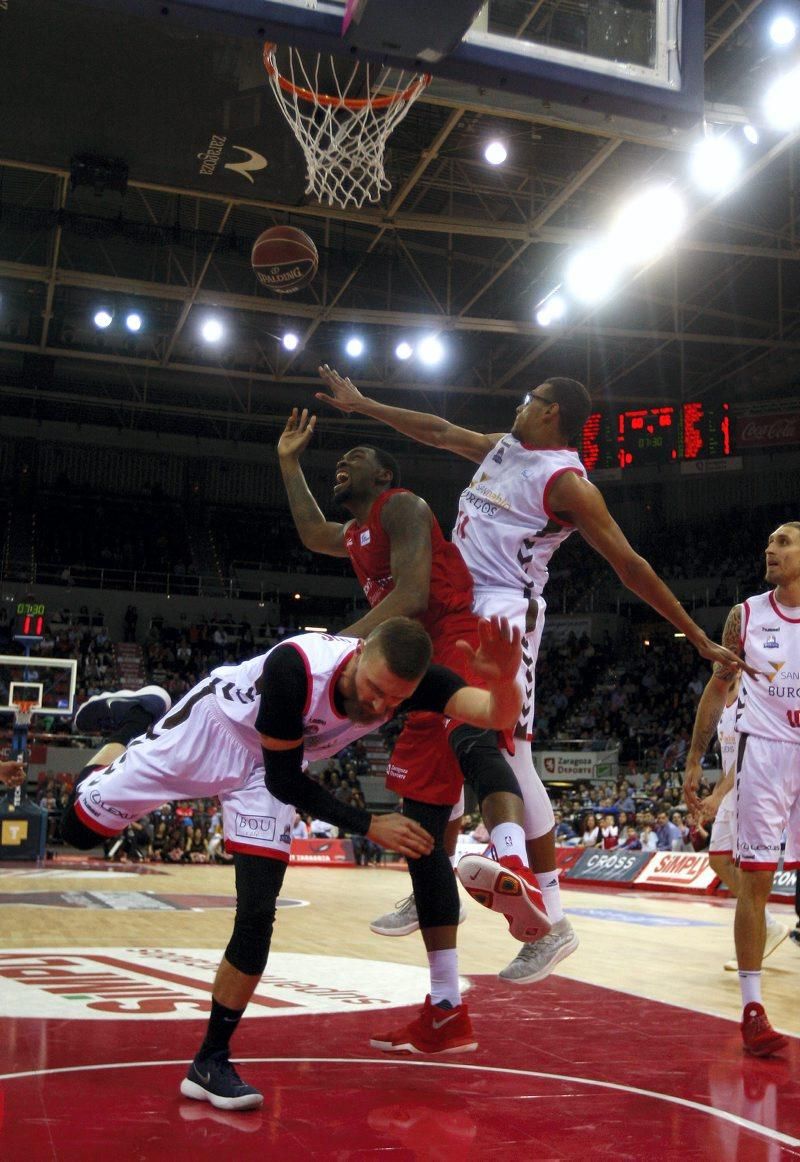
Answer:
[{"left": 522, "top": 391, "right": 553, "bottom": 407}]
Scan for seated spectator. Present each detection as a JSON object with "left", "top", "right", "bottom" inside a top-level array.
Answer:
[
  {"left": 640, "top": 824, "right": 658, "bottom": 852},
  {"left": 554, "top": 810, "right": 577, "bottom": 846},
  {"left": 310, "top": 818, "right": 336, "bottom": 838},
  {"left": 655, "top": 810, "right": 683, "bottom": 851},
  {"left": 600, "top": 813, "right": 619, "bottom": 850},
  {"left": 579, "top": 812, "right": 600, "bottom": 847},
  {"left": 618, "top": 825, "right": 641, "bottom": 850},
  {"left": 291, "top": 812, "right": 309, "bottom": 839}
]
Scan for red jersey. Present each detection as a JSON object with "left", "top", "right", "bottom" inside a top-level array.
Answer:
[{"left": 344, "top": 489, "right": 476, "bottom": 648}]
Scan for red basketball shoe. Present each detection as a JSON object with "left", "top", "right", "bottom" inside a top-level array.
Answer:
[
  {"left": 370, "top": 996, "right": 477, "bottom": 1055},
  {"left": 456, "top": 853, "right": 551, "bottom": 942},
  {"left": 741, "top": 1003, "right": 789, "bottom": 1057}
]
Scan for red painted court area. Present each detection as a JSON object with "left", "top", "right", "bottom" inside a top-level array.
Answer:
[{"left": 2, "top": 974, "right": 799, "bottom": 1161}]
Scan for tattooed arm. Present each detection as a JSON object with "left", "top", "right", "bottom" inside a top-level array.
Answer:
[{"left": 683, "top": 605, "right": 742, "bottom": 813}]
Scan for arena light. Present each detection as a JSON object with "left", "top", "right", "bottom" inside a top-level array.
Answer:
[
  {"left": 689, "top": 133, "right": 742, "bottom": 195},
  {"left": 769, "top": 13, "right": 797, "bottom": 45},
  {"left": 282, "top": 331, "right": 300, "bottom": 351},
  {"left": 535, "top": 294, "right": 566, "bottom": 328},
  {"left": 93, "top": 308, "right": 113, "bottom": 329},
  {"left": 564, "top": 244, "right": 622, "bottom": 305},
  {"left": 763, "top": 64, "right": 800, "bottom": 130},
  {"left": 303, "top": 625, "right": 328, "bottom": 632},
  {"left": 345, "top": 335, "right": 364, "bottom": 357},
  {"left": 742, "top": 123, "right": 760, "bottom": 145},
  {"left": 125, "top": 311, "right": 142, "bottom": 333},
  {"left": 395, "top": 340, "right": 413, "bottom": 361},
  {"left": 610, "top": 185, "right": 687, "bottom": 265},
  {"left": 484, "top": 140, "right": 508, "bottom": 166},
  {"left": 417, "top": 334, "right": 445, "bottom": 366},
  {"left": 201, "top": 317, "right": 224, "bottom": 343}
]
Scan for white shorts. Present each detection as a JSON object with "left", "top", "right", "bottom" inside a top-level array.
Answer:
[
  {"left": 735, "top": 733, "right": 800, "bottom": 871},
  {"left": 471, "top": 586, "right": 553, "bottom": 840},
  {"left": 471, "top": 587, "right": 544, "bottom": 741},
  {"left": 75, "top": 685, "right": 295, "bottom": 862},
  {"left": 709, "top": 788, "right": 735, "bottom": 855}
]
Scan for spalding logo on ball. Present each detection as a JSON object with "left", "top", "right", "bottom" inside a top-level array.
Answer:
[{"left": 251, "top": 225, "right": 319, "bottom": 294}]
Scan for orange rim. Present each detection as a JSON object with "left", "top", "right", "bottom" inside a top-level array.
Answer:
[{"left": 263, "top": 43, "right": 430, "bottom": 109}]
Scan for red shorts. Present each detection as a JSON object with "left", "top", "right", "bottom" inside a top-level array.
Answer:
[{"left": 386, "top": 614, "right": 487, "bottom": 807}]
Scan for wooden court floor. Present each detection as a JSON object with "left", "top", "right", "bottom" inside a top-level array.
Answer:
[{"left": 1, "top": 857, "right": 799, "bottom": 1160}]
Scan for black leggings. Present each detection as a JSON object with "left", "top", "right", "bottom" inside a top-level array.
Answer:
[
  {"left": 224, "top": 852, "right": 288, "bottom": 977},
  {"left": 402, "top": 798, "right": 460, "bottom": 929}
]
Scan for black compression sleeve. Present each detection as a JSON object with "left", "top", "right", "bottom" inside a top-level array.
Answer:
[
  {"left": 262, "top": 746, "right": 372, "bottom": 835},
  {"left": 255, "top": 644, "right": 308, "bottom": 739},
  {"left": 401, "top": 663, "right": 466, "bottom": 715}
]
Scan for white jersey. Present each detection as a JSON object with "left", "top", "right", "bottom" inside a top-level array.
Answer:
[
  {"left": 717, "top": 698, "right": 738, "bottom": 776},
  {"left": 452, "top": 436, "right": 586, "bottom": 595},
  {"left": 209, "top": 632, "right": 388, "bottom": 760},
  {"left": 737, "top": 590, "right": 800, "bottom": 745}
]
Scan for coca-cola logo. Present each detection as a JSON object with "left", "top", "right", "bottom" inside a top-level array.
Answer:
[{"left": 736, "top": 414, "right": 800, "bottom": 447}]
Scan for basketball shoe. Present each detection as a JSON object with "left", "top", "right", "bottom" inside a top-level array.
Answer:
[
  {"left": 498, "top": 917, "right": 579, "bottom": 983},
  {"left": 74, "top": 686, "right": 171, "bottom": 735},
  {"left": 456, "top": 853, "right": 551, "bottom": 942},
  {"left": 370, "top": 996, "right": 477, "bottom": 1054},
  {"left": 724, "top": 915, "right": 790, "bottom": 972},
  {"left": 180, "top": 1051, "right": 263, "bottom": 1110},
  {"left": 740, "top": 1003, "right": 788, "bottom": 1057},
  {"left": 370, "top": 894, "right": 467, "bottom": 937}
]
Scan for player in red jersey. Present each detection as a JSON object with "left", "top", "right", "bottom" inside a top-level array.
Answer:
[{"left": 278, "top": 408, "right": 550, "bottom": 1052}]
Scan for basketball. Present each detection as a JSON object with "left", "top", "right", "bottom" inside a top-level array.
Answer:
[{"left": 251, "top": 225, "right": 318, "bottom": 294}]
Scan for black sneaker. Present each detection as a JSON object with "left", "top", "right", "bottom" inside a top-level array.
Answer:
[
  {"left": 790, "top": 928, "right": 800, "bottom": 948},
  {"left": 179, "top": 1051, "right": 263, "bottom": 1111},
  {"left": 74, "top": 686, "right": 171, "bottom": 734}
]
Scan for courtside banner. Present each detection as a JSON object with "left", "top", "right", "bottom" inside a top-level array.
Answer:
[
  {"left": 555, "top": 847, "right": 585, "bottom": 874},
  {"left": 290, "top": 838, "right": 355, "bottom": 867},
  {"left": 563, "top": 849, "right": 652, "bottom": 883},
  {"left": 767, "top": 861, "right": 797, "bottom": 899},
  {"left": 633, "top": 851, "right": 718, "bottom": 892}
]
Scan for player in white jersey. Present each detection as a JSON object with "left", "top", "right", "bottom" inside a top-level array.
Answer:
[
  {"left": 61, "top": 615, "right": 524, "bottom": 1108},
  {"left": 687, "top": 675, "right": 788, "bottom": 972},
  {"left": 315, "top": 364, "right": 746, "bottom": 985},
  {"left": 685, "top": 521, "right": 800, "bottom": 1057}
]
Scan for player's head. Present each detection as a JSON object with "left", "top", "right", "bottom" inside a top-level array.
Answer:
[
  {"left": 341, "top": 616, "right": 432, "bottom": 723},
  {"left": 333, "top": 445, "right": 401, "bottom": 504},
  {"left": 764, "top": 522, "right": 800, "bottom": 588},
  {"left": 512, "top": 377, "right": 592, "bottom": 445}
]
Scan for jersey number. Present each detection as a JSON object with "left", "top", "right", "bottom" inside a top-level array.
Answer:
[{"left": 455, "top": 513, "right": 470, "bottom": 540}]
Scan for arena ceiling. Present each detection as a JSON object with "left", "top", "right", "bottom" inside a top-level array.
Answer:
[{"left": 1, "top": 0, "right": 800, "bottom": 448}]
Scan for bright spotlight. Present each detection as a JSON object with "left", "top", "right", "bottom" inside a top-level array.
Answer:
[
  {"left": 565, "top": 245, "right": 622, "bottom": 305},
  {"left": 535, "top": 307, "right": 552, "bottom": 327},
  {"left": 689, "top": 134, "right": 742, "bottom": 195},
  {"left": 282, "top": 331, "right": 299, "bottom": 351},
  {"left": 535, "top": 295, "right": 566, "bottom": 328},
  {"left": 345, "top": 336, "right": 364, "bottom": 357},
  {"left": 484, "top": 140, "right": 508, "bottom": 166},
  {"left": 769, "top": 14, "right": 797, "bottom": 45},
  {"left": 93, "top": 309, "right": 113, "bottom": 329},
  {"left": 763, "top": 64, "right": 800, "bottom": 130},
  {"left": 125, "top": 312, "right": 142, "bottom": 333},
  {"left": 395, "top": 341, "right": 413, "bottom": 360},
  {"left": 201, "top": 317, "right": 224, "bottom": 343},
  {"left": 742, "top": 123, "right": 759, "bottom": 145},
  {"left": 610, "top": 185, "right": 687, "bottom": 265},
  {"left": 418, "top": 335, "right": 444, "bottom": 366}
]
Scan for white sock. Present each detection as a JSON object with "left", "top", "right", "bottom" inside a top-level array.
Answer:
[
  {"left": 534, "top": 869, "right": 564, "bottom": 923},
  {"left": 738, "top": 970, "right": 762, "bottom": 1007},
  {"left": 764, "top": 907, "right": 774, "bottom": 926},
  {"left": 428, "top": 948, "right": 461, "bottom": 1008},
  {"left": 489, "top": 822, "right": 527, "bottom": 864}
]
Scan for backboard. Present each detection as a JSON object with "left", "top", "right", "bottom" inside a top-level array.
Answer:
[
  {"left": 71, "top": 0, "right": 705, "bottom": 133},
  {"left": 0, "top": 656, "right": 77, "bottom": 719}
]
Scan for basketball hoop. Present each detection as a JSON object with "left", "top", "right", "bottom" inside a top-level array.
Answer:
[{"left": 263, "top": 43, "right": 431, "bottom": 209}]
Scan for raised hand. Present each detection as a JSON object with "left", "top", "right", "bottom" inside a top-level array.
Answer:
[
  {"left": 367, "top": 812, "right": 434, "bottom": 858},
  {"left": 0, "top": 759, "right": 26, "bottom": 788},
  {"left": 456, "top": 614, "right": 522, "bottom": 684},
  {"left": 277, "top": 407, "right": 317, "bottom": 461},
  {"left": 315, "top": 364, "right": 365, "bottom": 413}
]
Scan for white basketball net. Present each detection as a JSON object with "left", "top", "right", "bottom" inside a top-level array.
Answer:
[{"left": 263, "top": 45, "right": 430, "bottom": 210}]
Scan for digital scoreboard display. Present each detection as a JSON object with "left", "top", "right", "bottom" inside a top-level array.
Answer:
[
  {"left": 580, "top": 402, "right": 732, "bottom": 470},
  {"left": 12, "top": 601, "right": 46, "bottom": 641}
]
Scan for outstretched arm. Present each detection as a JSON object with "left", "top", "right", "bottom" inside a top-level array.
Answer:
[
  {"left": 683, "top": 607, "right": 742, "bottom": 813},
  {"left": 0, "top": 759, "right": 26, "bottom": 787},
  {"left": 316, "top": 364, "right": 500, "bottom": 464},
  {"left": 340, "top": 492, "right": 433, "bottom": 636},
  {"left": 445, "top": 615, "right": 523, "bottom": 730},
  {"left": 548, "top": 471, "right": 755, "bottom": 676},
  {"left": 277, "top": 408, "right": 349, "bottom": 556}
]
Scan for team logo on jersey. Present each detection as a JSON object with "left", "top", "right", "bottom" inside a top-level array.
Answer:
[
  {"left": 492, "top": 446, "right": 505, "bottom": 464},
  {"left": 763, "top": 634, "right": 780, "bottom": 649},
  {"left": 279, "top": 828, "right": 292, "bottom": 844},
  {"left": 787, "top": 710, "right": 800, "bottom": 728},
  {"left": 360, "top": 530, "right": 371, "bottom": 546}
]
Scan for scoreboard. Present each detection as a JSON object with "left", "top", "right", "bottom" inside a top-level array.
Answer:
[{"left": 581, "top": 401, "right": 732, "bottom": 471}]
